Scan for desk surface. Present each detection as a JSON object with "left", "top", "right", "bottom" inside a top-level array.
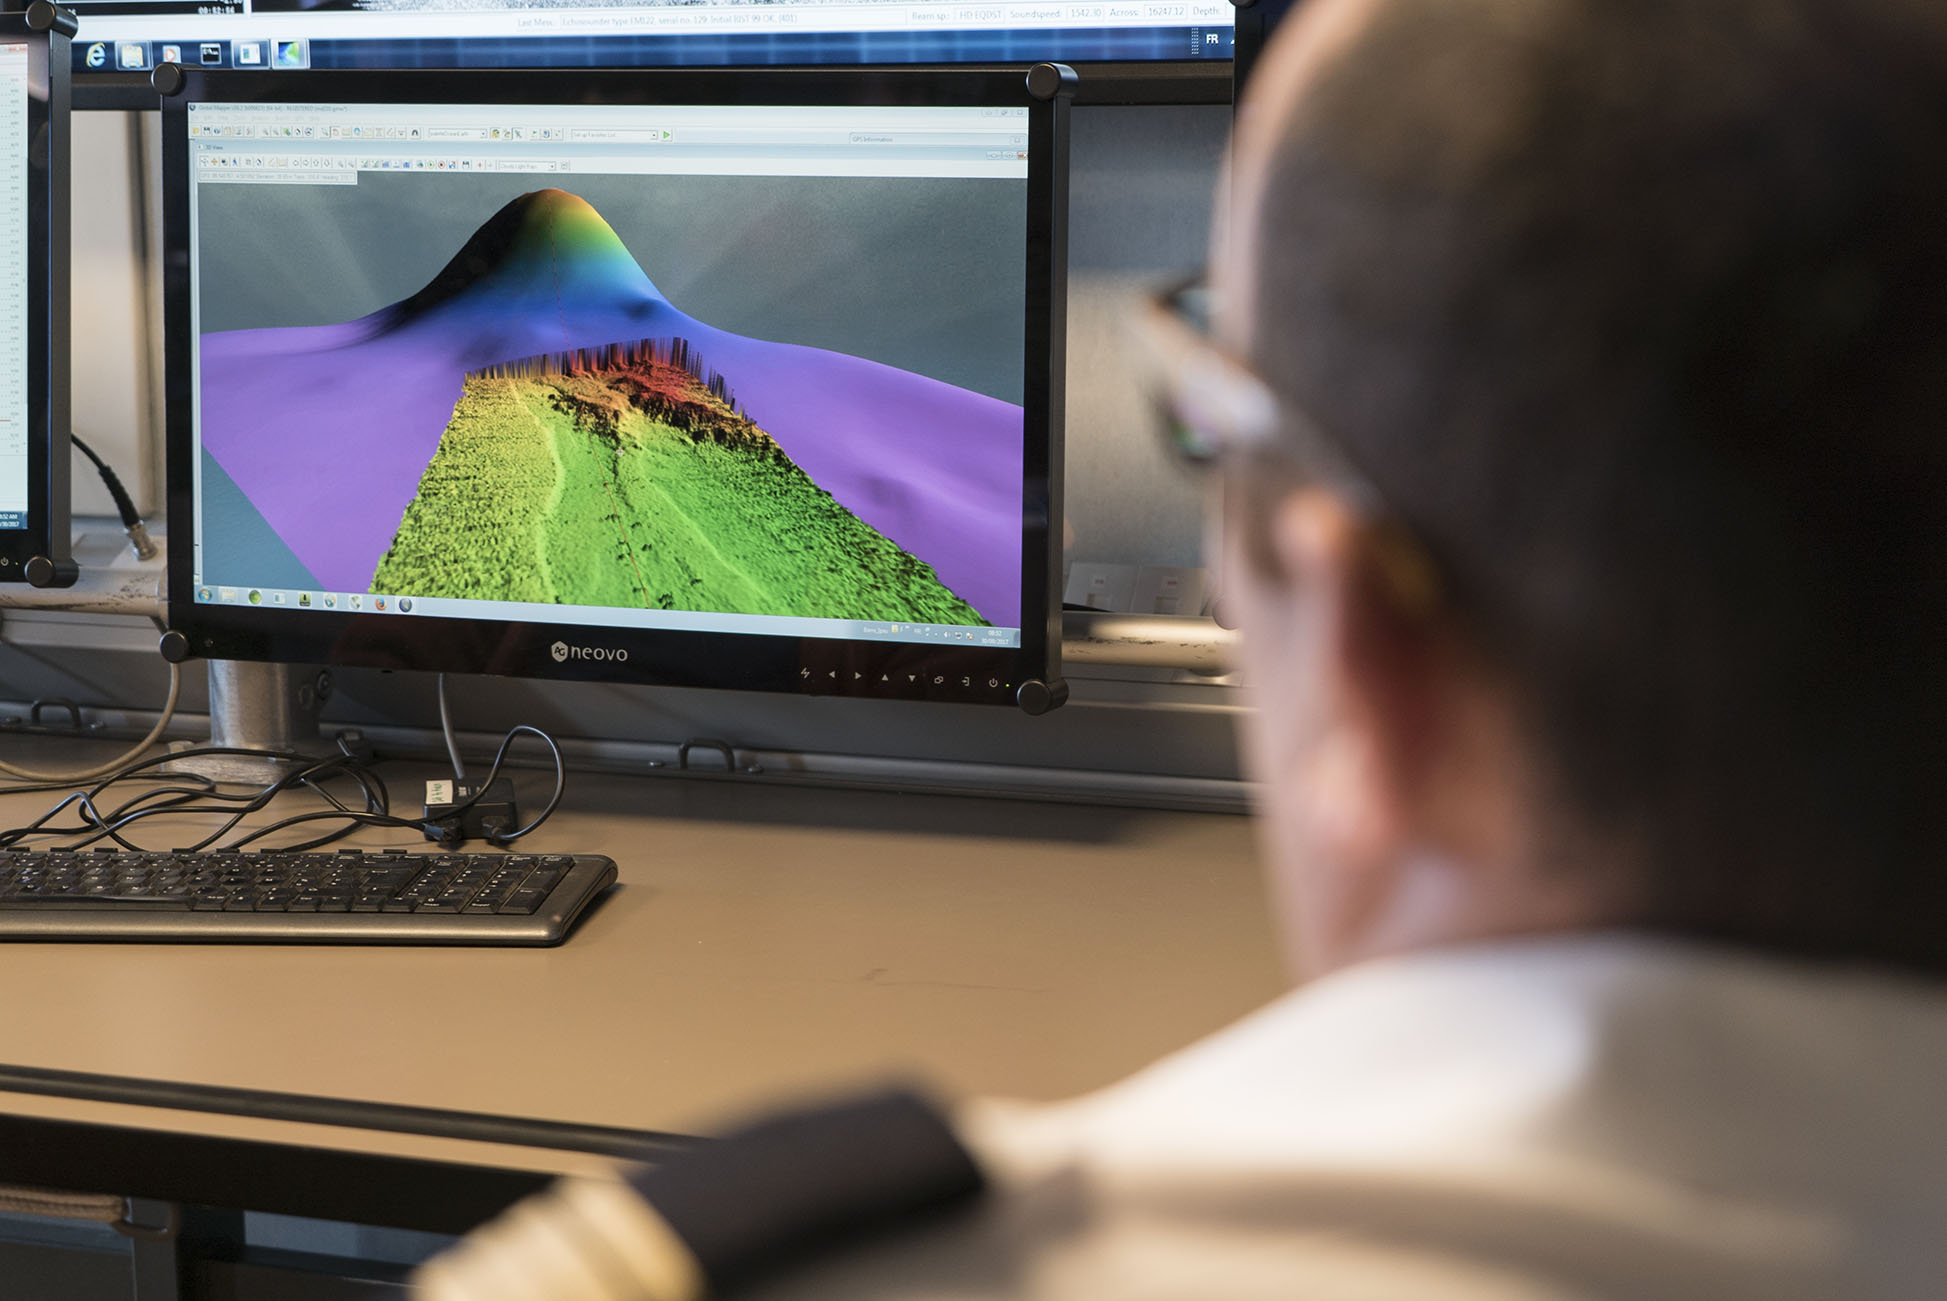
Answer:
[{"left": 0, "top": 766, "right": 1283, "bottom": 1166}]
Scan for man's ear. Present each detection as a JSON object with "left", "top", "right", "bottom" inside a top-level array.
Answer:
[{"left": 1266, "top": 490, "right": 1447, "bottom": 869}]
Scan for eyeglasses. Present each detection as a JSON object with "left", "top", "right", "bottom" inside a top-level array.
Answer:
[
  {"left": 1137, "top": 274, "right": 1386, "bottom": 511},
  {"left": 1136, "top": 273, "right": 1441, "bottom": 612}
]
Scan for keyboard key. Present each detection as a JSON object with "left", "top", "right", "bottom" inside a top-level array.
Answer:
[{"left": 497, "top": 888, "right": 548, "bottom": 915}]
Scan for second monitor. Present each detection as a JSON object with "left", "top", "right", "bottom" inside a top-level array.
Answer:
[{"left": 160, "top": 66, "right": 1069, "bottom": 711}]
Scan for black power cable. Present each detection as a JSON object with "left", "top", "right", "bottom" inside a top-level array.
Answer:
[
  {"left": 0, "top": 727, "right": 570, "bottom": 854},
  {"left": 71, "top": 433, "right": 157, "bottom": 561}
]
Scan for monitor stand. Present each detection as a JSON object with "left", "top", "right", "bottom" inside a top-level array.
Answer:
[{"left": 167, "top": 660, "right": 334, "bottom": 785}]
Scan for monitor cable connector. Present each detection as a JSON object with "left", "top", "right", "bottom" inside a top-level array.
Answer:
[{"left": 72, "top": 433, "right": 157, "bottom": 562}]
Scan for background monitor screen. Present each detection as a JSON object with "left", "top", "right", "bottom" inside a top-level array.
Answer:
[
  {"left": 164, "top": 68, "right": 1066, "bottom": 707},
  {"left": 0, "top": 39, "right": 32, "bottom": 532},
  {"left": 0, "top": 9, "right": 72, "bottom": 586},
  {"left": 70, "top": 0, "right": 1233, "bottom": 78}
]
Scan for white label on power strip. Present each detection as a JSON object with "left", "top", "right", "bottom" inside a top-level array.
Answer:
[{"left": 426, "top": 780, "right": 453, "bottom": 805}]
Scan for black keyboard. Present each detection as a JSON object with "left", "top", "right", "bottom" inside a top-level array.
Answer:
[{"left": 0, "top": 848, "right": 617, "bottom": 945}]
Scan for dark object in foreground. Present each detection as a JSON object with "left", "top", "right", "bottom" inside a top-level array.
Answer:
[{"left": 418, "top": 1088, "right": 987, "bottom": 1298}]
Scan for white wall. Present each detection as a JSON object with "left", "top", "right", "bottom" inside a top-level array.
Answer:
[{"left": 68, "top": 111, "right": 162, "bottom": 517}]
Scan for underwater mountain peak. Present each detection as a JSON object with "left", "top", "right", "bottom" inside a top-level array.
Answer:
[{"left": 382, "top": 188, "right": 653, "bottom": 322}]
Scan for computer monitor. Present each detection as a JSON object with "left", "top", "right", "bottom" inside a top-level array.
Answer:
[
  {"left": 70, "top": 0, "right": 1231, "bottom": 107},
  {"left": 0, "top": 4, "right": 76, "bottom": 588},
  {"left": 159, "top": 65, "right": 1069, "bottom": 712}
]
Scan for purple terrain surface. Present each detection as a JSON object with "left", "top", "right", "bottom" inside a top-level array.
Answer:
[{"left": 198, "top": 189, "right": 1024, "bottom": 623}]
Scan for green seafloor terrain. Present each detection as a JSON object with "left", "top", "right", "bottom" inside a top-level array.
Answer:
[{"left": 370, "top": 340, "right": 987, "bottom": 625}]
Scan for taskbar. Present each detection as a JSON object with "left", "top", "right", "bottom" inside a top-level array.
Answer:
[
  {"left": 191, "top": 583, "right": 1022, "bottom": 651},
  {"left": 78, "top": 25, "right": 1232, "bottom": 74}
]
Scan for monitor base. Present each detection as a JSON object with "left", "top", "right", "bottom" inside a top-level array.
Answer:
[{"left": 166, "top": 660, "right": 333, "bottom": 785}]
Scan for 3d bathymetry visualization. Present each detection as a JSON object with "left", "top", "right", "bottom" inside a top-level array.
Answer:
[{"left": 199, "top": 189, "right": 1023, "bottom": 624}]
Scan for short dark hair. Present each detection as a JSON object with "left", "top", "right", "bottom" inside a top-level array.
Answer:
[{"left": 1240, "top": 0, "right": 1947, "bottom": 975}]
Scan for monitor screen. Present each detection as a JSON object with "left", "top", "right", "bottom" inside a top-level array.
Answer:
[
  {"left": 71, "top": 0, "right": 1233, "bottom": 80},
  {"left": 0, "top": 39, "right": 32, "bottom": 533},
  {"left": 0, "top": 9, "right": 73, "bottom": 587},
  {"left": 162, "top": 67, "right": 1066, "bottom": 708}
]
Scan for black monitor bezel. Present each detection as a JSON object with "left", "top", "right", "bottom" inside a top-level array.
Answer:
[
  {"left": 161, "top": 65, "right": 1067, "bottom": 708},
  {"left": 0, "top": 10, "right": 72, "bottom": 584},
  {"left": 81, "top": 61, "right": 1230, "bottom": 112}
]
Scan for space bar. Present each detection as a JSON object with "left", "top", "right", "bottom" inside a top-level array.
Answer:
[{"left": 0, "top": 895, "right": 195, "bottom": 908}]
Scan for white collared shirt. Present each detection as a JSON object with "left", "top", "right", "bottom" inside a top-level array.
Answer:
[{"left": 753, "top": 934, "right": 1947, "bottom": 1299}]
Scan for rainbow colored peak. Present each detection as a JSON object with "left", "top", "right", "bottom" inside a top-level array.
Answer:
[
  {"left": 517, "top": 188, "right": 633, "bottom": 255},
  {"left": 385, "top": 188, "right": 660, "bottom": 323}
]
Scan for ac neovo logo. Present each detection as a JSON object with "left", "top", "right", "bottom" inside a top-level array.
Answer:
[{"left": 550, "top": 640, "right": 628, "bottom": 663}]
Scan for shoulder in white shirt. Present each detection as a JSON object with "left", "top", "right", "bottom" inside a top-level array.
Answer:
[{"left": 749, "top": 934, "right": 1947, "bottom": 1300}]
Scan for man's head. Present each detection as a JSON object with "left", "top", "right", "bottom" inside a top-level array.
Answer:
[{"left": 1214, "top": 0, "right": 1947, "bottom": 978}]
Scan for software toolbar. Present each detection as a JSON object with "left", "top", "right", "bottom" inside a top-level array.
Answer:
[
  {"left": 74, "top": 0, "right": 1234, "bottom": 74},
  {"left": 188, "top": 102, "right": 1033, "bottom": 181}
]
